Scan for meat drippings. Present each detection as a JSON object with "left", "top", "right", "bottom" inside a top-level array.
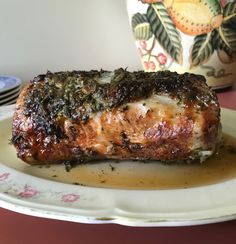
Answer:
[
  {"left": 58, "top": 134, "right": 236, "bottom": 189},
  {"left": 1, "top": 118, "right": 236, "bottom": 189}
]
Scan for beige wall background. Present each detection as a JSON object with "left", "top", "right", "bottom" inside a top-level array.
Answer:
[{"left": 0, "top": 0, "right": 141, "bottom": 82}]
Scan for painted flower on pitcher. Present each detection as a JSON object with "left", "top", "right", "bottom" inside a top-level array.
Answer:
[
  {"left": 0, "top": 173, "right": 10, "bottom": 182},
  {"left": 19, "top": 186, "right": 38, "bottom": 198},
  {"left": 220, "top": 0, "right": 228, "bottom": 8},
  {"left": 139, "top": 0, "right": 160, "bottom": 4},
  {"left": 139, "top": 40, "right": 147, "bottom": 50},
  {"left": 144, "top": 61, "right": 156, "bottom": 71},
  {"left": 61, "top": 194, "right": 80, "bottom": 203},
  {"left": 156, "top": 53, "right": 167, "bottom": 65},
  {"left": 148, "top": 61, "right": 156, "bottom": 71}
]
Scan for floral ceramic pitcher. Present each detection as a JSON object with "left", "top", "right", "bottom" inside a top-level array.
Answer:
[{"left": 127, "top": 0, "right": 236, "bottom": 89}]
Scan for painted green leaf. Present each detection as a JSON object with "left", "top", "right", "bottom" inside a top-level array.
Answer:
[
  {"left": 214, "top": 30, "right": 236, "bottom": 63},
  {"left": 218, "top": 1, "right": 236, "bottom": 52},
  {"left": 190, "top": 32, "right": 214, "bottom": 68},
  {"left": 218, "top": 25, "right": 236, "bottom": 52},
  {"left": 212, "top": 29, "right": 219, "bottom": 49},
  {"left": 208, "top": 0, "right": 222, "bottom": 15},
  {"left": 223, "top": 1, "right": 236, "bottom": 28},
  {"left": 146, "top": 3, "right": 182, "bottom": 64},
  {"left": 131, "top": 13, "right": 153, "bottom": 40},
  {"left": 213, "top": 29, "right": 236, "bottom": 57}
]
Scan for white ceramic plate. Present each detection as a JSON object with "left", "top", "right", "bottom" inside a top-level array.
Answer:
[{"left": 0, "top": 105, "right": 236, "bottom": 226}]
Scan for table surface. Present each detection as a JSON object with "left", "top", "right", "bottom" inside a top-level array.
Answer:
[{"left": 1, "top": 89, "right": 236, "bottom": 244}]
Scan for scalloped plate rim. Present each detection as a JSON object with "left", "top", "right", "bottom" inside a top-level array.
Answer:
[{"left": 1, "top": 105, "right": 236, "bottom": 226}]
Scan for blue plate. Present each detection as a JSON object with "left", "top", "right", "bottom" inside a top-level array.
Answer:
[{"left": 0, "top": 76, "right": 21, "bottom": 93}]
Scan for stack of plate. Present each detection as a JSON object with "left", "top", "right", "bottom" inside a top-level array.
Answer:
[{"left": 0, "top": 75, "right": 22, "bottom": 106}]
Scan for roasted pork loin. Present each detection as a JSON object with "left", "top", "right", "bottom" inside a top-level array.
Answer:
[{"left": 12, "top": 69, "right": 221, "bottom": 165}]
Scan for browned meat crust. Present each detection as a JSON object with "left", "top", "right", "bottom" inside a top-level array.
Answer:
[{"left": 12, "top": 69, "right": 221, "bottom": 165}]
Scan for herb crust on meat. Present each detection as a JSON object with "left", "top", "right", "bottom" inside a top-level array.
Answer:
[{"left": 12, "top": 68, "right": 221, "bottom": 165}]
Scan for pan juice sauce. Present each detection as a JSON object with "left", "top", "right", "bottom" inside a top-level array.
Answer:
[
  {"left": 33, "top": 134, "right": 236, "bottom": 189},
  {"left": 1, "top": 116, "right": 236, "bottom": 189}
]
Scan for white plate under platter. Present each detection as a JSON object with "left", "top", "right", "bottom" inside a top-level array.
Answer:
[
  {"left": 0, "top": 76, "right": 21, "bottom": 93},
  {"left": 0, "top": 91, "right": 20, "bottom": 106},
  {"left": 0, "top": 105, "right": 236, "bottom": 226},
  {"left": 0, "top": 100, "right": 16, "bottom": 106},
  {"left": 0, "top": 86, "right": 21, "bottom": 99}
]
